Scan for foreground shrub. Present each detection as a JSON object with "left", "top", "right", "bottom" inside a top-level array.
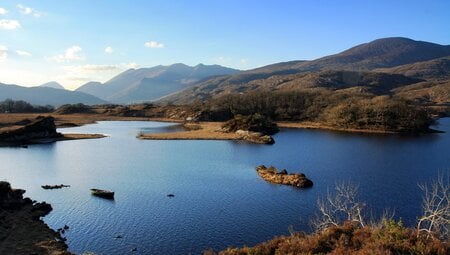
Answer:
[{"left": 206, "top": 221, "right": 449, "bottom": 255}]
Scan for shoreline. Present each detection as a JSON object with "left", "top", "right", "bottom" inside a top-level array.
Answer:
[
  {"left": 0, "top": 181, "right": 73, "bottom": 255},
  {"left": 138, "top": 122, "right": 241, "bottom": 141},
  {"left": 0, "top": 113, "right": 443, "bottom": 142}
]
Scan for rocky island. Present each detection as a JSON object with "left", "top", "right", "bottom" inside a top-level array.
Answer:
[
  {"left": 0, "top": 181, "right": 72, "bottom": 255},
  {"left": 0, "top": 116, "right": 104, "bottom": 146},
  {"left": 256, "top": 165, "right": 313, "bottom": 188}
]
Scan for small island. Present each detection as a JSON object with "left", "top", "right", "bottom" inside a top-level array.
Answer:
[
  {"left": 139, "top": 114, "right": 278, "bottom": 145},
  {"left": 0, "top": 116, "right": 105, "bottom": 146},
  {"left": 256, "top": 165, "right": 313, "bottom": 188}
]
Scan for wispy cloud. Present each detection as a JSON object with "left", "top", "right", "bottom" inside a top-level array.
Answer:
[
  {"left": 56, "top": 62, "right": 139, "bottom": 89},
  {"left": 0, "top": 45, "right": 7, "bottom": 61},
  {"left": 144, "top": 41, "right": 164, "bottom": 48},
  {"left": 63, "top": 63, "right": 138, "bottom": 73},
  {"left": 17, "top": 4, "right": 42, "bottom": 18},
  {"left": 51, "top": 46, "right": 84, "bottom": 63},
  {"left": 0, "top": 8, "right": 8, "bottom": 15},
  {"left": 104, "top": 46, "right": 114, "bottom": 54},
  {"left": 0, "top": 19, "right": 21, "bottom": 30},
  {"left": 16, "top": 50, "right": 32, "bottom": 57}
]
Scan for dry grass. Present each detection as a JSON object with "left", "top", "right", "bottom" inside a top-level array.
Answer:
[
  {"left": 138, "top": 122, "right": 241, "bottom": 140},
  {"left": 277, "top": 121, "right": 398, "bottom": 134}
]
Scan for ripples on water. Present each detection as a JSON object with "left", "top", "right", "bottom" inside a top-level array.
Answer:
[{"left": 1, "top": 119, "right": 449, "bottom": 254}]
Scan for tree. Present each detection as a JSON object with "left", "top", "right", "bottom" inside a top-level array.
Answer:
[
  {"left": 417, "top": 173, "right": 450, "bottom": 240},
  {"left": 312, "top": 181, "right": 365, "bottom": 232}
]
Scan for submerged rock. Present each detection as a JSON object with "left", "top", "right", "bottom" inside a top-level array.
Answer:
[{"left": 255, "top": 165, "right": 313, "bottom": 188}]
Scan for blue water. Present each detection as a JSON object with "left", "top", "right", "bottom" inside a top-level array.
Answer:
[{"left": 1, "top": 119, "right": 449, "bottom": 255}]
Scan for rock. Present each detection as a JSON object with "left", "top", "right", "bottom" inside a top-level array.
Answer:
[
  {"left": 41, "top": 184, "right": 70, "bottom": 190},
  {"left": 255, "top": 166, "right": 313, "bottom": 188},
  {"left": 63, "top": 225, "right": 69, "bottom": 230},
  {"left": 0, "top": 181, "right": 72, "bottom": 254},
  {"left": 0, "top": 116, "right": 62, "bottom": 145}
]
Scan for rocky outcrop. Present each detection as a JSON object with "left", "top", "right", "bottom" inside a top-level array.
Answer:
[
  {"left": 256, "top": 165, "right": 313, "bottom": 188},
  {"left": 0, "top": 181, "right": 72, "bottom": 255},
  {"left": 235, "top": 130, "right": 275, "bottom": 144},
  {"left": 0, "top": 116, "right": 62, "bottom": 145}
]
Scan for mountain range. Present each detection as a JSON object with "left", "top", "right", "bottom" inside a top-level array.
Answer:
[
  {"left": 76, "top": 63, "right": 239, "bottom": 104},
  {"left": 160, "top": 37, "right": 450, "bottom": 105},
  {"left": 1, "top": 37, "right": 449, "bottom": 107},
  {"left": 0, "top": 83, "right": 106, "bottom": 106}
]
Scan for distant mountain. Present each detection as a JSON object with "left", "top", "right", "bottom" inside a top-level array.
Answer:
[
  {"left": 161, "top": 37, "right": 450, "bottom": 104},
  {"left": 39, "top": 81, "right": 65, "bottom": 90},
  {"left": 76, "top": 63, "right": 240, "bottom": 104},
  {"left": 0, "top": 83, "right": 107, "bottom": 106}
]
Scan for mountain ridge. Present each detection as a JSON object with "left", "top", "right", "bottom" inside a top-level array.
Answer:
[
  {"left": 160, "top": 37, "right": 450, "bottom": 104},
  {"left": 0, "top": 83, "right": 107, "bottom": 106},
  {"left": 76, "top": 63, "right": 240, "bottom": 104}
]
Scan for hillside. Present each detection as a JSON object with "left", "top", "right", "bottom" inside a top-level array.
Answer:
[
  {"left": 161, "top": 37, "right": 450, "bottom": 105},
  {"left": 376, "top": 56, "right": 450, "bottom": 81},
  {"left": 76, "top": 63, "right": 239, "bottom": 104},
  {"left": 0, "top": 83, "right": 107, "bottom": 106}
]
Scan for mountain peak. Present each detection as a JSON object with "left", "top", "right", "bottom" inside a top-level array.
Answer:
[{"left": 39, "top": 81, "right": 65, "bottom": 90}]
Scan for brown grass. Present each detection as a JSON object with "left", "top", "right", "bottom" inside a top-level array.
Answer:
[
  {"left": 277, "top": 121, "right": 398, "bottom": 134},
  {"left": 207, "top": 221, "right": 449, "bottom": 255},
  {"left": 138, "top": 122, "right": 241, "bottom": 140}
]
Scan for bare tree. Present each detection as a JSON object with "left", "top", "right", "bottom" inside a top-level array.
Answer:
[
  {"left": 416, "top": 173, "right": 450, "bottom": 240},
  {"left": 312, "top": 181, "right": 365, "bottom": 232}
]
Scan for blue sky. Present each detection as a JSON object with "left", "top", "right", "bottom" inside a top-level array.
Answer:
[{"left": 0, "top": 0, "right": 449, "bottom": 89}]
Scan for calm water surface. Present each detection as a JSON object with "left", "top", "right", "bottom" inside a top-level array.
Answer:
[{"left": 1, "top": 119, "right": 449, "bottom": 255}]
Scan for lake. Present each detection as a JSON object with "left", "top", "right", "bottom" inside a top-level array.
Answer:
[{"left": 1, "top": 119, "right": 449, "bottom": 255}]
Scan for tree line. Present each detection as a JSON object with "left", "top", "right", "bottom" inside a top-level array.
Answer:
[{"left": 0, "top": 99, "right": 54, "bottom": 113}]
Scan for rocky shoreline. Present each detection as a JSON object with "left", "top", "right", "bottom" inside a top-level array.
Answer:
[
  {"left": 0, "top": 181, "right": 72, "bottom": 255},
  {"left": 256, "top": 165, "right": 313, "bottom": 188}
]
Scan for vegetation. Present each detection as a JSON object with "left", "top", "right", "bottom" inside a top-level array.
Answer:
[
  {"left": 206, "top": 175, "right": 450, "bottom": 255},
  {"left": 192, "top": 90, "right": 433, "bottom": 133},
  {"left": 54, "top": 103, "right": 94, "bottom": 114},
  {"left": 222, "top": 114, "right": 279, "bottom": 135},
  {"left": 0, "top": 99, "right": 54, "bottom": 113}
]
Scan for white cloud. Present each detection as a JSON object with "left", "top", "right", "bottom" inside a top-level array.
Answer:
[
  {"left": 58, "top": 62, "right": 140, "bottom": 89},
  {"left": 123, "top": 62, "right": 138, "bottom": 69},
  {"left": 16, "top": 50, "right": 32, "bottom": 57},
  {"left": 0, "top": 8, "right": 8, "bottom": 15},
  {"left": 63, "top": 63, "right": 139, "bottom": 73},
  {"left": 144, "top": 41, "right": 164, "bottom": 48},
  {"left": 51, "top": 46, "right": 84, "bottom": 63},
  {"left": 0, "top": 45, "right": 7, "bottom": 61},
  {"left": 17, "top": 4, "right": 42, "bottom": 18},
  {"left": 0, "top": 19, "right": 21, "bottom": 30},
  {"left": 104, "top": 46, "right": 114, "bottom": 54}
]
